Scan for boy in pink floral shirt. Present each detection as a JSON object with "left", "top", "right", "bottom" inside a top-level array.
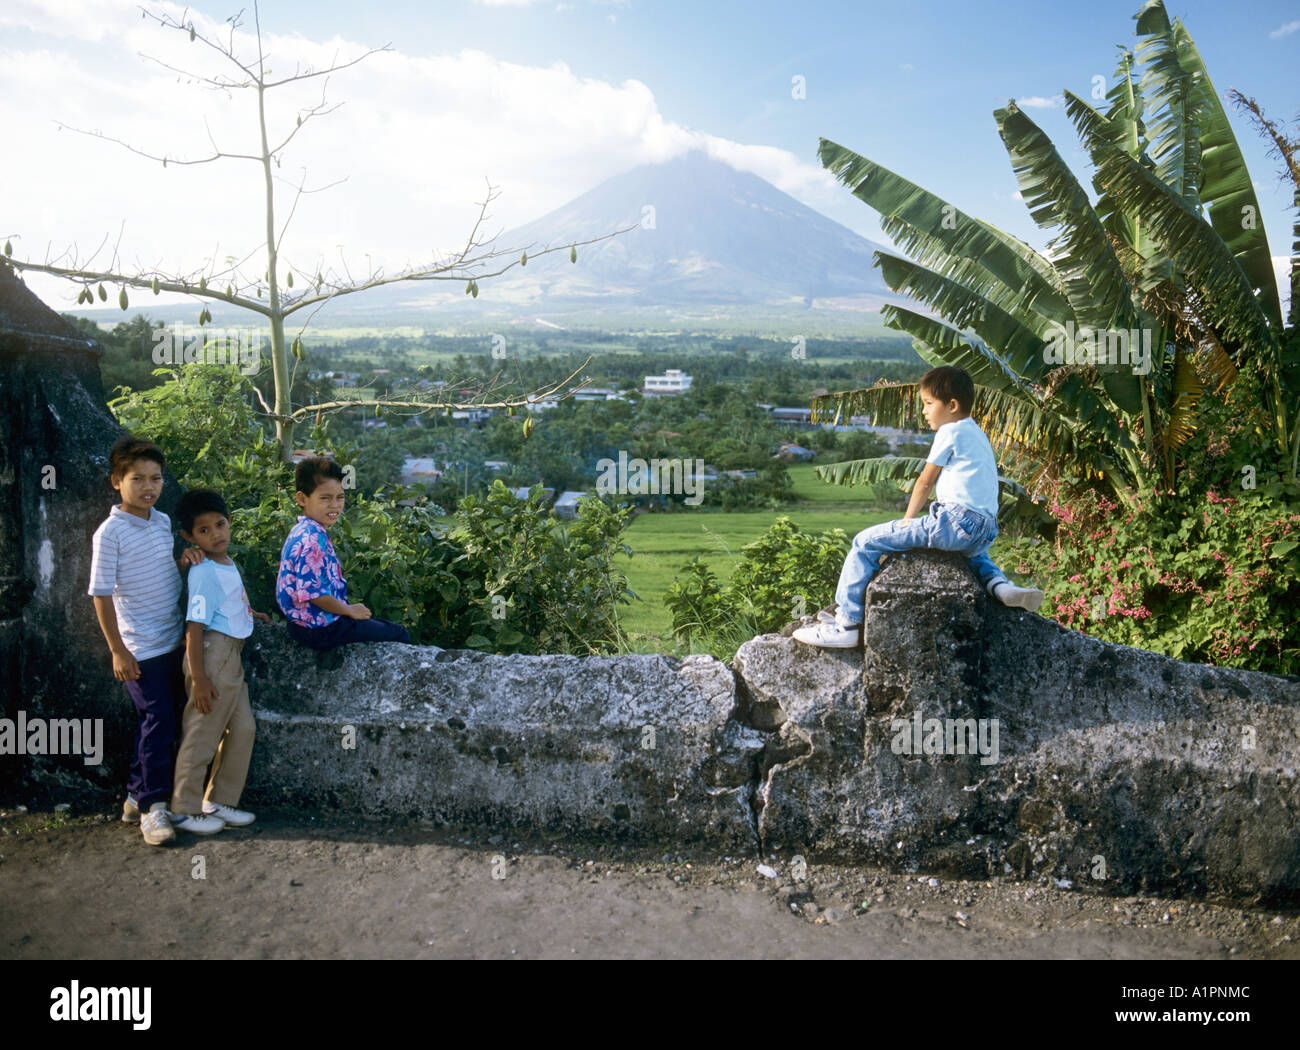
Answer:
[{"left": 276, "top": 456, "right": 410, "bottom": 649}]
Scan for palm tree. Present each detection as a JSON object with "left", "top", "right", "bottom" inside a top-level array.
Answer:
[{"left": 812, "top": 0, "right": 1296, "bottom": 521}]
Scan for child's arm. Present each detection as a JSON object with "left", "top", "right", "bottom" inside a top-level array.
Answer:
[
  {"left": 177, "top": 547, "right": 204, "bottom": 573},
  {"left": 184, "top": 620, "right": 217, "bottom": 714},
  {"left": 904, "top": 463, "right": 943, "bottom": 519},
  {"left": 310, "top": 595, "right": 371, "bottom": 620},
  {"left": 92, "top": 596, "right": 140, "bottom": 682}
]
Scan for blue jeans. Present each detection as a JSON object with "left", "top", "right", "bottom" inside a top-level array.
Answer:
[
  {"left": 834, "top": 501, "right": 1009, "bottom": 625},
  {"left": 287, "top": 616, "right": 410, "bottom": 650}
]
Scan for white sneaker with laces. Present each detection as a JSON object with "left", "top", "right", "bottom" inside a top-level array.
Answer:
[
  {"left": 140, "top": 802, "right": 175, "bottom": 846},
  {"left": 172, "top": 812, "right": 225, "bottom": 835},
  {"left": 203, "top": 801, "right": 256, "bottom": 827},
  {"left": 792, "top": 620, "right": 862, "bottom": 648}
]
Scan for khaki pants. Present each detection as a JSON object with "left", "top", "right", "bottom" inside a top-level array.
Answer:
[{"left": 171, "top": 630, "right": 255, "bottom": 815}]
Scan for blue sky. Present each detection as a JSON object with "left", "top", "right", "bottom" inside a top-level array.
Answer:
[
  {"left": 271, "top": 0, "right": 1300, "bottom": 252},
  {"left": 3, "top": 0, "right": 1296, "bottom": 310}
]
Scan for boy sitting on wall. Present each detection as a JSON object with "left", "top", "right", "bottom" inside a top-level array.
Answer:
[
  {"left": 276, "top": 456, "right": 410, "bottom": 649},
  {"left": 794, "top": 365, "right": 1043, "bottom": 649}
]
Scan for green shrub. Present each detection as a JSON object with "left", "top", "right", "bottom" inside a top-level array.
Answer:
[
  {"left": 666, "top": 516, "right": 849, "bottom": 649},
  {"left": 448, "top": 482, "right": 635, "bottom": 654},
  {"left": 1008, "top": 481, "right": 1300, "bottom": 672}
]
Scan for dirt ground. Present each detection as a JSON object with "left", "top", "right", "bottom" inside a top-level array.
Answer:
[{"left": 2, "top": 802, "right": 1298, "bottom": 960}]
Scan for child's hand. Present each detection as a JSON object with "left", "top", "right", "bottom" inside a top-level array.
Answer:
[
  {"left": 191, "top": 678, "right": 218, "bottom": 715},
  {"left": 178, "top": 548, "right": 205, "bottom": 569},
  {"left": 347, "top": 603, "right": 372, "bottom": 620},
  {"left": 252, "top": 610, "right": 272, "bottom": 623},
  {"left": 111, "top": 649, "right": 140, "bottom": 682}
]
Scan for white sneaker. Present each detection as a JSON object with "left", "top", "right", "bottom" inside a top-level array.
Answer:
[
  {"left": 203, "top": 801, "right": 256, "bottom": 827},
  {"left": 792, "top": 620, "right": 862, "bottom": 648},
  {"left": 992, "top": 582, "right": 1045, "bottom": 612},
  {"left": 172, "top": 812, "right": 225, "bottom": 835},
  {"left": 140, "top": 802, "right": 175, "bottom": 846},
  {"left": 121, "top": 796, "right": 140, "bottom": 823}
]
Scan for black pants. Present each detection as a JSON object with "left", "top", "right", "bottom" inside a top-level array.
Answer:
[{"left": 286, "top": 616, "right": 410, "bottom": 650}]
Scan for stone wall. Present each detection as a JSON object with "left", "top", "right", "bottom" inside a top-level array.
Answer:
[{"left": 232, "top": 551, "right": 1300, "bottom": 903}]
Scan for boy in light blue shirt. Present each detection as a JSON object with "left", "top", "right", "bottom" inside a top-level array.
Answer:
[
  {"left": 795, "top": 365, "right": 1044, "bottom": 648},
  {"left": 169, "top": 488, "right": 270, "bottom": 833}
]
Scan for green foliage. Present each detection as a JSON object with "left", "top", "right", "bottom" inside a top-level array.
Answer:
[
  {"left": 1007, "top": 382, "right": 1300, "bottom": 672},
  {"left": 324, "top": 490, "right": 467, "bottom": 646},
  {"left": 665, "top": 517, "right": 849, "bottom": 648},
  {"left": 1009, "top": 483, "right": 1300, "bottom": 673},
  {"left": 109, "top": 364, "right": 272, "bottom": 491},
  {"left": 448, "top": 482, "right": 635, "bottom": 654}
]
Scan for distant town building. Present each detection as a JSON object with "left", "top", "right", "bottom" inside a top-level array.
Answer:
[
  {"left": 552, "top": 490, "right": 591, "bottom": 519},
  {"left": 848, "top": 420, "right": 928, "bottom": 450},
  {"left": 510, "top": 486, "right": 556, "bottom": 505},
  {"left": 770, "top": 407, "right": 813, "bottom": 424},
  {"left": 401, "top": 458, "right": 443, "bottom": 485},
  {"left": 572, "top": 386, "right": 626, "bottom": 401},
  {"left": 643, "top": 369, "right": 692, "bottom": 396},
  {"left": 483, "top": 460, "right": 510, "bottom": 471},
  {"left": 525, "top": 397, "right": 559, "bottom": 412},
  {"left": 773, "top": 443, "right": 817, "bottom": 463}
]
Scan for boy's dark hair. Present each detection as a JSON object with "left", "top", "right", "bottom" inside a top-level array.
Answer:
[
  {"left": 295, "top": 455, "right": 345, "bottom": 496},
  {"left": 919, "top": 365, "right": 976, "bottom": 415},
  {"left": 176, "top": 489, "right": 230, "bottom": 534},
  {"left": 109, "top": 435, "right": 166, "bottom": 480}
]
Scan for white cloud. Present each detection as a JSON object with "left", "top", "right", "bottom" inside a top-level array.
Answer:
[
  {"left": 1275, "top": 256, "right": 1294, "bottom": 316},
  {"left": 899, "top": 62, "right": 913, "bottom": 73},
  {"left": 1018, "top": 95, "right": 1063, "bottom": 110},
  {"left": 1269, "top": 19, "right": 1300, "bottom": 38},
  {"left": 0, "top": 0, "right": 131, "bottom": 42},
  {"left": 0, "top": 1, "right": 840, "bottom": 311}
]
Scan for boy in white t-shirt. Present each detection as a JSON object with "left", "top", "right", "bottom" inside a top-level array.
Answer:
[
  {"left": 795, "top": 365, "right": 1044, "bottom": 648},
  {"left": 169, "top": 489, "right": 270, "bottom": 834},
  {"left": 90, "top": 436, "right": 203, "bottom": 846}
]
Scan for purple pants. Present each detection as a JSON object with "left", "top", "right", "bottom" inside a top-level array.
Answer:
[{"left": 122, "top": 648, "right": 185, "bottom": 810}]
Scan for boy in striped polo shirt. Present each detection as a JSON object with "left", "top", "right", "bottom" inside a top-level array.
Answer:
[{"left": 89, "top": 436, "right": 203, "bottom": 846}]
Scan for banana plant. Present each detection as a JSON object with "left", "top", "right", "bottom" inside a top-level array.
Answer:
[{"left": 812, "top": 0, "right": 1296, "bottom": 520}]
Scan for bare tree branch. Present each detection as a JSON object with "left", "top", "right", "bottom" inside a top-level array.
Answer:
[
  {"left": 283, "top": 357, "right": 596, "bottom": 425},
  {"left": 55, "top": 122, "right": 263, "bottom": 165}
]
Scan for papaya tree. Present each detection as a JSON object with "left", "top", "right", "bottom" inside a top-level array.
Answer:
[
  {"left": 811, "top": 0, "right": 1296, "bottom": 522},
  {"left": 0, "top": 3, "right": 631, "bottom": 461}
]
